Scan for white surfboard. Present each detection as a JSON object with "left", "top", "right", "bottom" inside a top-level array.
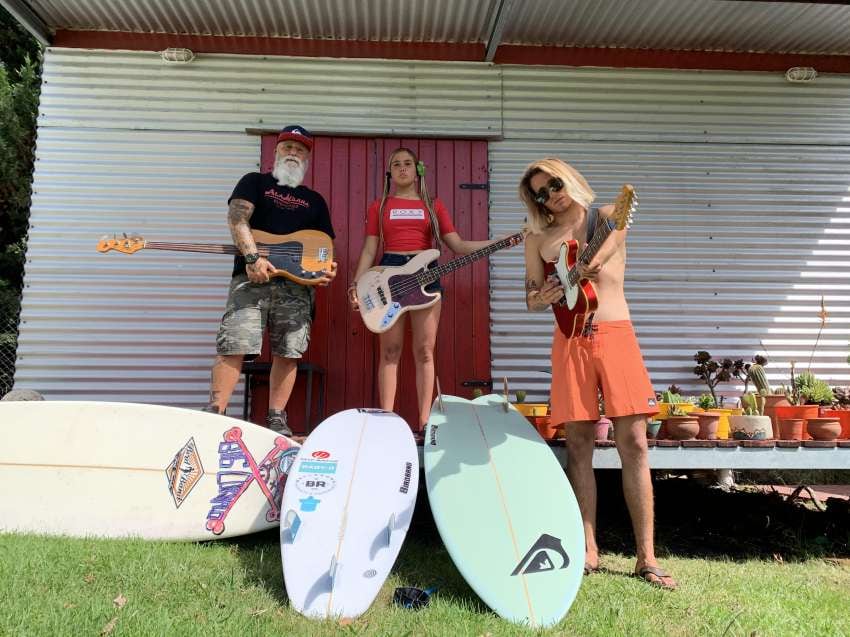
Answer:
[
  {"left": 0, "top": 401, "right": 299, "bottom": 541},
  {"left": 425, "top": 394, "right": 585, "bottom": 628},
  {"left": 281, "top": 408, "right": 418, "bottom": 619}
]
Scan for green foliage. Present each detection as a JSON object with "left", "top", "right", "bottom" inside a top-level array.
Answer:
[
  {"left": 795, "top": 371, "right": 834, "bottom": 406},
  {"left": 514, "top": 390, "right": 526, "bottom": 403},
  {"left": 0, "top": 8, "right": 41, "bottom": 395},
  {"left": 748, "top": 362, "right": 770, "bottom": 395},
  {"left": 697, "top": 393, "right": 716, "bottom": 410}
]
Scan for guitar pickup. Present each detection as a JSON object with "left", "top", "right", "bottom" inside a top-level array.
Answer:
[
  {"left": 377, "top": 287, "right": 387, "bottom": 305},
  {"left": 380, "top": 303, "right": 402, "bottom": 329},
  {"left": 317, "top": 248, "right": 329, "bottom": 262},
  {"left": 363, "top": 295, "right": 375, "bottom": 311}
]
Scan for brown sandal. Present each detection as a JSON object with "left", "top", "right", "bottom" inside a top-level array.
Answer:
[{"left": 634, "top": 565, "right": 677, "bottom": 590}]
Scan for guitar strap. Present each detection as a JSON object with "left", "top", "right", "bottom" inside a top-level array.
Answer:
[{"left": 586, "top": 206, "right": 600, "bottom": 246}]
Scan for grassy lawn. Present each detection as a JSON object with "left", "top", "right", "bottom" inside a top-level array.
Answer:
[{"left": 2, "top": 478, "right": 848, "bottom": 636}]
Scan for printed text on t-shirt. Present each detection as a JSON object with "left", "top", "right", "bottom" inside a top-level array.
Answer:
[
  {"left": 389, "top": 208, "right": 426, "bottom": 220},
  {"left": 264, "top": 189, "right": 310, "bottom": 209}
]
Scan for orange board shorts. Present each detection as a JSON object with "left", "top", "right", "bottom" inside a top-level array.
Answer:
[{"left": 550, "top": 320, "right": 659, "bottom": 425}]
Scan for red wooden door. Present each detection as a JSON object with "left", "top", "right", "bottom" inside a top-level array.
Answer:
[{"left": 252, "top": 135, "right": 491, "bottom": 432}]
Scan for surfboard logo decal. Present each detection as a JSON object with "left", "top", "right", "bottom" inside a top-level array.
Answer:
[
  {"left": 165, "top": 437, "right": 204, "bottom": 509},
  {"left": 312, "top": 450, "right": 331, "bottom": 459},
  {"left": 295, "top": 475, "right": 337, "bottom": 495},
  {"left": 205, "top": 427, "right": 297, "bottom": 535},
  {"left": 510, "top": 534, "right": 570, "bottom": 576},
  {"left": 399, "top": 461, "right": 413, "bottom": 494},
  {"left": 299, "top": 459, "right": 338, "bottom": 475},
  {"left": 429, "top": 425, "right": 439, "bottom": 446}
]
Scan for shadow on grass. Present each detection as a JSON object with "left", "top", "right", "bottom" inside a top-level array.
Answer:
[
  {"left": 594, "top": 472, "right": 850, "bottom": 563},
  {"left": 228, "top": 478, "right": 489, "bottom": 614}
]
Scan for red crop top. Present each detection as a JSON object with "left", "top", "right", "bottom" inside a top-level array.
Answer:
[{"left": 365, "top": 196, "right": 456, "bottom": 252}]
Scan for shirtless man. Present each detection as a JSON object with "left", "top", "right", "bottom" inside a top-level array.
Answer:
[{"left": 519, "top": 157, "right": 676, "bottom": 590}]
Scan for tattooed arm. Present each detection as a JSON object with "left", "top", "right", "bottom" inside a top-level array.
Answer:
[
  {"left": 228, "top": 198, "right": 273, "bottom": 283},
  {"left": 524, "top": 233, "right": 563, "bottom": 311}
]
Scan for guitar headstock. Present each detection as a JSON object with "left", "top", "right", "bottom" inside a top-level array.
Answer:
[
  {"left": 96, "top": 234, "right": 146, "bottom": 254},
  {"left": 612, "top": 184, "right": 637, "bottom": 231}
]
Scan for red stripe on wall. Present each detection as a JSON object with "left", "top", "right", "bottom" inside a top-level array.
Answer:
[
  {"left": 53, "top": 29, "right": 850, "bottom": 72},
  {"left": 52, "top": 30, "right": 483, "bottom": 61},
  {"left": 494, "top": 45, "right": 850, "bottom": 73}
]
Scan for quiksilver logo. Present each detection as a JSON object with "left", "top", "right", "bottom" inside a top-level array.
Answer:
[
  {"left": 399, "top": 461, "right": 413, "bottom": 494},
  {"left": 510, "top": 534, "right": 570, "bottom": 576}
]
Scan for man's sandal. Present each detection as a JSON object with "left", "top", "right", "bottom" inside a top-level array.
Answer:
[
  {"left": 583, "top": 563, "right": 601, "bottom": 576},
  {"left": 634, "top": 566, "right": 677, "bottom": 590}
]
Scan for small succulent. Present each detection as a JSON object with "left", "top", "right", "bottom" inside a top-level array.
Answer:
[
  {"left": 697, "top": 393, "right": 716, "bottom": 410},
  {"left": 472, "top": 388, "right": 483, "bottom": 399},
  {"left": 514, "top": 390, "right": 526, "bottom": 403}
]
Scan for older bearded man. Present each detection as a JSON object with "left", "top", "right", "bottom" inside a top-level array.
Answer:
[{"left": 203, "top": 125, "right": 337, "bottom": 435}]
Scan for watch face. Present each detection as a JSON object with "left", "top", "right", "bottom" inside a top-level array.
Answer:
[{"left": 245, "top": 253, "right": 259, "bottom": 264}]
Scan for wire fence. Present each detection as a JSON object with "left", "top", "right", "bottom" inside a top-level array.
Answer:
[{"left": 0, "top": 309, "right": 21, "bottom": 399}]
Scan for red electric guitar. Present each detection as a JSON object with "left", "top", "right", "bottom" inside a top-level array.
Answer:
[{"left": 543, "top": 184, "right": 637, "bottom": 338}]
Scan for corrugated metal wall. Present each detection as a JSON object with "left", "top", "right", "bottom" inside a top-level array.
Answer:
[
  {"left": 491, "top": 66, "right": 850, "bottom": 403},
  {"left": 14, "top": 49, "right": 501, "bottom": 408},
  {"left": 16, "top": 49, "right": 850, "bottom": 409}
]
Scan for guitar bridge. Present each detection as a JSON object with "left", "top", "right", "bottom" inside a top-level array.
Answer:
[{"left": 317, "top": 247, "right": 329, "bottom": 262}]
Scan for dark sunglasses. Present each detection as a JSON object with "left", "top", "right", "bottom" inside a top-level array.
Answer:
[
  {"left": 533, "top": 177, "right": 565, "bottom": 206},
  {"left": 393, "top": 586, "right": 436, "bottom": 610}
]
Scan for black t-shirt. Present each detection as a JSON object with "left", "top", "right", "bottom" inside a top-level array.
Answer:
[{"left": 228, "top": 172, "right": 336, "bottom": 276}]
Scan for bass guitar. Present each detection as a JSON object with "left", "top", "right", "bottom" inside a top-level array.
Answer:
[
  {"left": 97, "top": 229, "right": 334, "bottom": 285},
  {"left": 543, "top": 184, "right": 637, "bottom": 338},
  {"left": 356, "top": 232, "right": 524, "bottom": 333}
]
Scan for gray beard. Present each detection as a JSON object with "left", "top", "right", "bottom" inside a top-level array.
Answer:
[{"left": 272, "top": 156, "right": 308, "bottom": 188}]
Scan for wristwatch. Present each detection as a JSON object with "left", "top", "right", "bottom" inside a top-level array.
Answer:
[{"left": 244, "top": 252, "right": 261, "bottom": 265}]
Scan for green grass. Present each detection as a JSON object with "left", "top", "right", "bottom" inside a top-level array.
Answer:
[{"left": 1, "top": 532, "right": 848, "bottom": 636}]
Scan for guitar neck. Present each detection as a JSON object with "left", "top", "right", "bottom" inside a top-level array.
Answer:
[
  {"left": 568, "top": 221, "right": 613, "bottom": 286},
  {"left": 417, "top": 232, "right": 523, "bottom": 285},
  {"left": 144, "top": 242, "right": 241, "bottom": 256}
]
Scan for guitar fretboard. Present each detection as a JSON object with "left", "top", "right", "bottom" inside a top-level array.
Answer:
[
  {"left": 416, "top": 232, "right": 524, "bottom": 285},
  {"left": 568, "top": 221, "right": 614, "bottom": 286}
]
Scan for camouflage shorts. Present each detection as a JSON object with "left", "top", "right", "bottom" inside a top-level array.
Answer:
[{"left": 216, "top": 275, "right": 316, "bottom": 358}]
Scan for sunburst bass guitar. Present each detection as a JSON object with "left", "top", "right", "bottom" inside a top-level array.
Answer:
[
  {"left": 356, "top": 232, "right": 524, "bottom": 333},
  {"left": 97, "top": 229, "right": 334, "bottom": 285},
  {"left": 543, "top": 184, "right": 637, "bottom": 338}
]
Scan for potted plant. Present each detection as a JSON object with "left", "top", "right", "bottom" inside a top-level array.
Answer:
[
  {"left": 512, "top": 389, "right": 549, "bottom": 418},
  {"left": 728, "top": 392, "right": 773, "bottom": 440},
  {"left": 821, "top": 387, "right": 850, "bottom": 439},
  {"left": 658, "top": 393, "right": 699, "bottom": 440},
  {"left": 656, "top": 385, "right": 696, "bottom": 418},
  {"left": 693, "top": 394, "right": 721, "bottom": 440},
  {"left": 746, "top": 356, "right": 789, "bottom": 437},
  {"left": 774, "top": 363, "right": 830, "bottom": 439}
]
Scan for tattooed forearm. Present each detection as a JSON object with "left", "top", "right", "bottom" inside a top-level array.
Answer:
[
  {"left": 227, "top": 199, "right": 258, "bottom": 255},
  {"left": 227, "top": 199, "right": 254, "bottom": 225},
  {"left": 525, "top": 278, "right": 540, "bottom": 294}
]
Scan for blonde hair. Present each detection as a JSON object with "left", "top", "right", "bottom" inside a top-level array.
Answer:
[
  {"left": 378, "top": 147, "right": 442, "bottom": 249},
  {"left": 518, "top": 158, "right": 596, "bottom": 234}
]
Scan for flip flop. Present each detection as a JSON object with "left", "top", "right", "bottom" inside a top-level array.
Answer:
[{"left": 634, "top": 565, "right": 677, "bottom": 590}]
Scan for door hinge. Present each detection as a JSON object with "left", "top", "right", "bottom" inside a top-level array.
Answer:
[{"left": 459, "top": 183, "right": 489, "bottom": 190}]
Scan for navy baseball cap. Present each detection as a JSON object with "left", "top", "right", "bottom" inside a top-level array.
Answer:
[{"left": 277, "top": 125, "right": 313, "bottom": 150}]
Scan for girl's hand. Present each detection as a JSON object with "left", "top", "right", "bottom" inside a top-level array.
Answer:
[{"left": 349, "top": 285, "right": 360, "bottom": 311}]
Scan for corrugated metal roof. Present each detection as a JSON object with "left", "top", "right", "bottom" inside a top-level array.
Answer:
[{"left": 22, "top": 0, "right": 850, "bottom": 55}]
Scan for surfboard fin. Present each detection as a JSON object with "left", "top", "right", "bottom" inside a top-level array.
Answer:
[
  {"left": 502, "top": 376, "right": 510, "bottom": 413},
  {"left": 282, "top": 509, "right": 301, "bottom": 543},
  {"left": 435, "top": 377, "right": 445, "bottom": 413},
  {"left": 386, "top": 513, "right": 395, "bottom": 548},
  {"left": 329, "top": 555, "right": 341, "bottom": 590}
]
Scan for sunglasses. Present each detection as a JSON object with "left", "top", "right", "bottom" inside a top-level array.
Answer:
[{"left": 533, "top": 177, "right": 565, "bottom": 206}]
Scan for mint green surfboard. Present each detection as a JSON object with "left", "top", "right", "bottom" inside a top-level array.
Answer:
[{"left": 424, "top": 394, "right": 584, "bottom": 628}]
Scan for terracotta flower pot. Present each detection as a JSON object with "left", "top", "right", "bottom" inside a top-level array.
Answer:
[
  {"left": 595, "top": 417, "right": 612, "bottom": 441},
  {"left": 821, "top": 409, "right": 850, "bottom": 439},
  {"left": 694, "top": 412, "right": 721, "bottom": 440},
  {"left": 773, "top": 404, "right": 819, "bottom": 440},
  {"left": 778, "top": 418, "right": 805, "bottom": 440},
  {"left": 662, "top": 415, "right": 699, "bottom": 440},
  {"left": 762, "top": 394, "right": 791, "bottom": 438},
  {"left": 656, "top": 402, "right": 697, "bottom": 418},
  {"left": 806, "top": 417, "right": 841, "bottom": 441},
  {"left": 530, "top": 415, "right": 561, "bottom": 440},
  {"left": 728, "top": 415, "right": 773, "bottom": 440}
]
